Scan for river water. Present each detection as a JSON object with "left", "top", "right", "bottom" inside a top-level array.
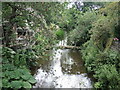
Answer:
[{"left": 33, "top": 38, "right": 93, "bottom": 88}]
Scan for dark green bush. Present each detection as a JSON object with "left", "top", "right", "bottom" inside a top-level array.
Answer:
[
  {"left": 94, "top": 65, "right": 120, "bottom": 89},
  {"left": 2, "top": 64, "right": 36, "bottom": 88},
  {"left": 2, "top": 47, "right": 36, "bottom": 89},
  {"left": 81, "top": 2, "right": 120, "bottom": 89},
  {"left": 67, "top": 11, "right": 97, "bottom": 46},
  {"left": 55, "top": 29, "right": 65, "bottom": 40}
]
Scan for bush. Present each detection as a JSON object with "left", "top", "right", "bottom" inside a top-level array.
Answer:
[
  {"left": 67, "top": 11, "right": 97, "bottom": 46},
  {"left": 2, "top": 64, "right": 36, "bottom": 88},
  {"left": 94, "top": 65, "right": 120, "bottom": 89},
  {"left": 2, "top": 47, "right": 37, "bottom": 89},
  {"left": 55, "top": 29, "right": 65, "bottom": 40},
  {"left": 81, "top": 2, "right": 120, "bottom": 89}
]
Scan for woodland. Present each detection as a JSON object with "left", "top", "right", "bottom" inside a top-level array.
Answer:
[{"left": 1, "top": 2, "right": 120, "bottom": 89}]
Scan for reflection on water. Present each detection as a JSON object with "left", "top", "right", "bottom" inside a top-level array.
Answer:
[
  {"left": 33, "top": 39, "right": 93, "bottom": 88},
  {"left": 61, "top": 49, "right": 86, "bottom": 74}
]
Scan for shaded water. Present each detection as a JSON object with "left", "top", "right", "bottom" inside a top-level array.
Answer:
[{"left": 33, "top": 39, "right": 93, "bottom": 88}]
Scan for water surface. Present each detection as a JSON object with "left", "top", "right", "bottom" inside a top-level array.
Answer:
[{"left": 33, "top": 39, "right": 93, "bottom": 88}]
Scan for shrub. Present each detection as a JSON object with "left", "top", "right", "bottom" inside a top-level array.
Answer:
[
  {"left": 2, "top": 64, "right": 36, "bottom": 88},
  {"left": 94, "top": 65, "right": 120, "bottom": 89},
  {"left": 2, "top": 47, "right": 36, "bottom": 89},
  {"left": 55, "top": 29, "right": 65, "bottom": 40}
]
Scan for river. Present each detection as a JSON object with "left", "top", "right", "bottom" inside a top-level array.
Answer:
[{"left": 33, "top": 38, "right": 93, "bottom": 88}]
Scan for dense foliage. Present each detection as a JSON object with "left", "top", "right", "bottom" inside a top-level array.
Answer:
[
  {"left": 81, "top": 2, "right": 120, "bottom": 88},
  {"left": 1, "top": 2, "right": 65, "bottom": 89},
  {"left": 1, "top": 1, "right": 120, "bottom": 89},
  {"left": 65, "top": 2, "right": 120, "bottom": 89},
  {"left": 68, "top": 11, "right": 98, "bottom": 46}
]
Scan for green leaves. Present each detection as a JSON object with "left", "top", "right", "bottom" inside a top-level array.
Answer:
[
  {"left": 94, "top": 65, "right": 120, "bottom": 88},
  {"left": 22, "top": 82, "right": 32, "bottom": 88},
  {"left": 21, "top": 74, "right": 31, "bottom": 80},
  {"left": 3, "top": 64, "right": 16, "bottom": 71},
  {"left": 2, "top": 2, "right": 64, "bottom": 89},
  {"left": 28, "top": 77, "right": 36, "bottom": 84},
  {"left": 55, "top": 29, "right": 65, "bottom": 40},
  {"left": 81, "top": 2, "right": 120, "bottom": 89},
  {"left": 94, "top": 82, "right": 103, "bottom": 88},
  {"left": 2, "top": 79, "right": 11, "bottom": 88},
  {"left": 11, "top": 81, "right": 32, "bottom": 88},
  {"left": 2, "top": 64, "right": 36, "bottom": 89},
  {"left": 67, "top": 11, "right": 97, "bottom": 46},
  {"left": 11, "top": 81, "right": 23, "bottom": 88}
]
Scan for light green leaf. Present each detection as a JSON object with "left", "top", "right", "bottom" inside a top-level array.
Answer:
[
  {"left": 11, "top": 81, "right": 22, "bottom": 88},
  {"left": 28, "top": 77, "right": 36, "bottom": 84},
  {"left": 21, "top": 74, "right": 31, "bottom": 80},
  {"left": 22, "top": 81, "right": 32, "bottom": 88}
]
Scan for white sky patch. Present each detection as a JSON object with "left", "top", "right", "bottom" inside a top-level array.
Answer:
[
  {"left": 67, "top": 2, "right": 75, "bottom": 9},
  {"left": 67, "top": 1, "right": 84, "bottom": 9},
  {"left": 80, "top": 2, "right": 84, "bottom": 6}
]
